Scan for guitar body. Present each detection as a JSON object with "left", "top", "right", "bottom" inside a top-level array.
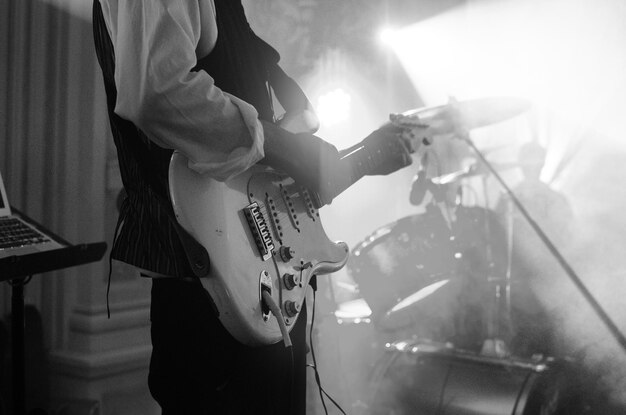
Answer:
[{"left": 169, "top": 152, "right": 349, "bottom": 346}]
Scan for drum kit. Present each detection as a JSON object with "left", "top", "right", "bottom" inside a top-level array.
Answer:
[{"left": 328, "top": 97, "right": 577, "bottom": 414}]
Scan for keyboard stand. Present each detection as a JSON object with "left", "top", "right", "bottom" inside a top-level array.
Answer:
[{"left": 0, "top": 215, "right": 106, "bottom": 415}]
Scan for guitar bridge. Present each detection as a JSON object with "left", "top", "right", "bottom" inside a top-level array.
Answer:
[{"left": 244, "top": 202, "right": 274, "bottom": 261}]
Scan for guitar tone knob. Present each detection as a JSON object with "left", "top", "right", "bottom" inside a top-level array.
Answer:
[
  {"left": 283, "top": 273, "right": 301, "bottom": 290},
  {"left": 279, "top": 246, "right": 295, "bottom": 262},
  {"left": 284, "top": 300, "right": 300, "bottom": 317}
]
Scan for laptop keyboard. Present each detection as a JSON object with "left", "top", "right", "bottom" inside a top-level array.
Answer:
[{"left": 0, "top": 217, "right": 52, "bottom": 249}]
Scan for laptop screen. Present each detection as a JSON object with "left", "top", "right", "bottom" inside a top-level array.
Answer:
[{"left": 0, "top": 172, "right": 12, "bottom": 216}]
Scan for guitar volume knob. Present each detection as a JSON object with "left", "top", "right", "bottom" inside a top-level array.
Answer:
[
  {"left": 279, "top": 246, "right": 295, "bottom": 262},
  {"left": 284, "top": 300, "right": 300, "bottom": 317}
]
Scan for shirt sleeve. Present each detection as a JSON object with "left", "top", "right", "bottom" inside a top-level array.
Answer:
[{"left": 101, "top": 0, "right": 265, "bottom": 181}]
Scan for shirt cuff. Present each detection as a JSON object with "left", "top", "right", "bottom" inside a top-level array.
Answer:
[{"left": 187, "top": 93, "right": 265, "bottom": 181}]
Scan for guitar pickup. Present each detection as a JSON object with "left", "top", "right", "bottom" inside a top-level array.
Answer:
[
  {"left": 266, "top": 195, "right": 283, "bottom": 245},
  {"left": 300, "top": 187, "right": 320, "bottom": 220},
  {"left": 244, "top": 202, "right": 274, "bottom": 261},
  {"left": 279, "top": 184, "right": 301, "bottom": 233}
]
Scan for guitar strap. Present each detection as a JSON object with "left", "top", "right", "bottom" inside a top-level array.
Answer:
[{"left": 252, "top": 34, "right": 316, "bottom": 119}]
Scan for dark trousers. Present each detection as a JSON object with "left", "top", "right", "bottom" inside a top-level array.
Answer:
[{"left": 148, "top": 278, "right": 307, "bottom": 414}]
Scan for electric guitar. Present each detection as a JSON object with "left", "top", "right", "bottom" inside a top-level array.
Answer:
[{"left": 168, "top": 120, "right": 420, "bottom": 346}]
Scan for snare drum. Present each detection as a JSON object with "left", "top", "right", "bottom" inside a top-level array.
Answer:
[{"left": 365, "top": 339, "right": 568, "bottom": 415}]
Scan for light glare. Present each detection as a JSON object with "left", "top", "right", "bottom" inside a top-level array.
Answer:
[
  {"left": 378, "top": 27, "right": 398, "bottom": 46},
  {"left": 316, "top": 88, "right": 352, "bottom": 127}
]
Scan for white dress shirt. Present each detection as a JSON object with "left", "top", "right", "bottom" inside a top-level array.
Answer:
[{"left": 98, "top": 0, "right": 265, "bottom": 181}]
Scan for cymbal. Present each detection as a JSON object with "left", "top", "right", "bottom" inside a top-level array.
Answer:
[
  {"left": 390, "top": 97, "right": 531, "bottom": 137},
  {"left": 432, "top": 165, "right": 479, "bottom": 185},
  {"left": 431, "top": 161, "right": 522, "bottom": 185},
  {"left": 379, "top": 278, "right": 462, "bottom": 331}
]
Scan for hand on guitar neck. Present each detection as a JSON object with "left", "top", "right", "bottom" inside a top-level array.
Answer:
[
  {"left": 261, "top": 120, "right": 414, "bottom": 207},
  {"left": 342, "top": 122, "right": 414, "bottom": 175}
]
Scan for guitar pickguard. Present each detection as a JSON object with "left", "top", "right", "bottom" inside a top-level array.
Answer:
[
  {"left": 169, "top": 156, "right": 349, "bottom": 346},
  {"left": 245, "top": 172, "right": 334, "bottom": 327}
]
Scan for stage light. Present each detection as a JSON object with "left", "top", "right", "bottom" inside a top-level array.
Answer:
[
  {"left": 385, "top": 0, "right": 626, "bottom": 196},
  {"left": 315, "top": 88, "right": 353, "bottom": 128},
  {"left": 386, "top": 0, "right": 626, "bottom": 146},
  {"left": 378, "top": 27, "right": 398, "bottom": 46}
]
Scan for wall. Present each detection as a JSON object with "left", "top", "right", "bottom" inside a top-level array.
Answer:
[{"left": 0, "top": 1, "right": 156, "bottom": 414}]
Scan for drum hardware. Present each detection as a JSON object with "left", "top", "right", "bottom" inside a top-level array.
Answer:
[
  {"left": 398, "top": 97, "right": 532, "bottom": 352},
  {"left": 334, "top": 298, "right": 372, "bottom": 325},
  {"left": 396, "top": 92, "right": 626, "bottom": 355},
  {"left": 331, "top": 98, "right": 526, "bottom": 410},
  {"left": 455, "top": 127, "right": 626, "bottom": 353},
  {"left": 382, "top": 338, "right": 552, "bottom": 371},
  {"left": 364, "top": 338, "right": 570, "bottom": 415},
  {"left": 504, "top": 193, "right": 515, "bottom": 333},
  {"left": 327, "top": 96, "right": 626, "bottom": 414}
]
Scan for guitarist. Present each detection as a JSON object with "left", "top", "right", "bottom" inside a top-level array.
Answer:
[{"left": 92, "top": 0, "right": 412, "bottom": 413}]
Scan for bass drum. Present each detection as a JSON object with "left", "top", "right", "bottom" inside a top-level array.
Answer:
[
  {"left": 364, "top": 339, "right": 571, "bottom": 415},
  {"left": 348, "top": 207, "right": 458, "bottom": 321}
]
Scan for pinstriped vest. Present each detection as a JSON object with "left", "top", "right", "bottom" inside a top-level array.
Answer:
[{"left": 93, "top": 0, "right": 276, "bottom": 277}]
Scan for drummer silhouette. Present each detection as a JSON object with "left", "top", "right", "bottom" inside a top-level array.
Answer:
[{"left": 496, "top": 140, "right": 574, "bottom": 357}]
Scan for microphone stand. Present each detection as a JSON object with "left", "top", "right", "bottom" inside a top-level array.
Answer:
[{"left": 456, "top": 129, "right": 626, "bottom": 353}]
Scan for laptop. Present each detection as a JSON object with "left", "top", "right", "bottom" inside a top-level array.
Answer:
[{"left": 0, "top": 171, "right": 66, "bottom": 258}]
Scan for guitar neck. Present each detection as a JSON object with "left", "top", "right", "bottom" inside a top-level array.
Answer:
[
  {"left": 315, "top": 143, "right": 388, "bottom": 204},
  {"left": 341, "top": 144, "right": 373, "bottom": 187}
]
